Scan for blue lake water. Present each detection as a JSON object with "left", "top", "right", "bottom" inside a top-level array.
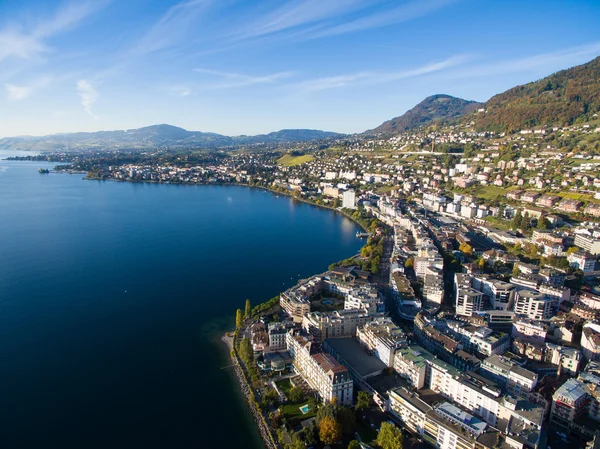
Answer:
[{"left": 0, "top": 156, "right": 363, "bottom": 448}]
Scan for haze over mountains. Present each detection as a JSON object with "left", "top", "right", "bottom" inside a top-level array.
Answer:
[{"left": 1, "top": 56, "right": 599, "bottom": 152}]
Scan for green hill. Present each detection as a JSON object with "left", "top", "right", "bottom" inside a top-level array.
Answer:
[
  {"left": 471, "top": 56, "right": 600, "bottom": 132},
  {"left": 367, "top": 94, "right": 481, "bottom": 135}
]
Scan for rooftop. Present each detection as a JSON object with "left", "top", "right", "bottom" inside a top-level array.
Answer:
[{"left": 324, "top": 337, "right": 387, "bottom": 379}]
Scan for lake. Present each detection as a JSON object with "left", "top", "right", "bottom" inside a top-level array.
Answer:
[{"left": 0, "top": 156, "right": 363, "bottom": 448}]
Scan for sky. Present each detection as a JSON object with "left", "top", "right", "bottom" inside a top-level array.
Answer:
[{"left": 0, "top": 0, "right": 599, "bottom": 137}]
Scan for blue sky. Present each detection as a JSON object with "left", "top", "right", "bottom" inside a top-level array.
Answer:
[{"left": 1, "top": 0, "right": 599, "bottom": 137}]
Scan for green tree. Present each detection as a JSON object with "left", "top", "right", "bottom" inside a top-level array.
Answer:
[
  {"left": 512, "top": 262, "right": 520, "bottom": 277},
  {"left": 521, "top": 212, "right": 530, "bottom": 230},
  {"left": 537, "top": 216, "right": 550, "bottom": 230},
  {"left": 235, "top": 308, "right": 244, "bottom": 329},
  {"left": 337, "top": 406, "right": 357, "bottom": 436},
  {"left": 376, "top": 422, "right": 403, "bottom": 449},
  {"left": 355, "top": 391, "right": 373, "bottom": 412},
  {"left": 288, "top": 387, "right": 305, "bottom": 403},
  {"left": 512, "top": 210, "right": 523, "bottom": 229},
  {"left": 348, "top": 440, "right": 361, "bottom": 449},
  {"left": 319, "top": 415, "right": 342, "bottom": 445},
  {"left": 245, "top": 299, "right": 252, "bottom": 319}
]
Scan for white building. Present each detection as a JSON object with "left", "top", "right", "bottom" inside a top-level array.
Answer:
[
  {"left": 356, "top": 317, "right": 407, "bottom": 367},
  {"left": 342, "top": 189, "right": 356, "bottom": 209},
  {"left": 514, "top": 290, "right": 553, "bottom": 320},
  {"left": 581, "top": 322, "right": 600, "bottom": 362},
  {"left": 286, "top": 332, "right": 353, "bottom": 405}
]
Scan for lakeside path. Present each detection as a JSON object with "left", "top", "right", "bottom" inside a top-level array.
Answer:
[{"left": 222, "top": 334, "right": 278, "bottom": 449}]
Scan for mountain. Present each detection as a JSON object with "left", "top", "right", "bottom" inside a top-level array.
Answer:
[
  {"left": 0, "top": 125, "right": 342, "bottom": 152},
  {"left": 469, "top": 56, "right": 600, "bottom": 132},
  {"left": 368, "top": 94, "right": 481, "bottom": 135}
]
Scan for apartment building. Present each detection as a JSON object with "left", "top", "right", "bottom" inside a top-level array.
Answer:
[
  {"left": 514, "top": 290, "right": 553, "bottom": 320},
  {"left": 480, "top": 355, "right": 538, "bottom": 398},
  {"left": 302, "top": 309, "right": 372, "bottom": 343},
  {"left": 286, "top": 332, "right": 353, "bottom": 405},
  {"left": 356, "top": 317, "right": 407, "bottom": 367}
]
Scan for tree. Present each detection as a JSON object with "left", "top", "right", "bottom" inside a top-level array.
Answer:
[
  {"left": 512, "top": 262, "right": 520, "bottom": 277},
  {"left": 521, "top": 212, "right": 530, "bottom": 230},
  {"left": 376, "top": 422, "right": 403, "bottom": 449},
  {"left": 477, "top": 257, "right": 486, "bottom": 269},
  {"left": 319, "top": 416, "right": 342, "bottom": 445},
  {"left": 348, "top": 441, "right": 361, "bottom": 449},
  {"left": 337, "top": 406, "right": 357, "bottom": 436},
  {"left": 356, "top": 391, "right": 373, "bottom": 412},
  {"left": 567, "top": 246, "right": 579, "bottom": 255},
  {"left": 512, "top": 210, "right": 523, "bottom": 229},
  {"left": 244, "top": 299, "right": 252, "bottom": 319},
  {"left": 288, "top": 387, "right": 305, "bottom": 403},
  {"left": 235, "top": 309, "right": 243, "bottom": 329},
  {"left": 537, "top": 216, "right": 550, "bottom": 230},
  {"left": 404, "top": 258, "right": 414, "bottom": 269},
  {"left": 459, "top": 242, "right": 473, "bottom": 255}
]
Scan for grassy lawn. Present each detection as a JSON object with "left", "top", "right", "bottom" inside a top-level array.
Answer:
[
  {"left": 281, "top": 402, "right": 315, "bottom": 423},
  {"left": 276, "top": 378, "right": 293, "bottom": 394},
  {"left": 557, "top": 191, "right": 595, "bottom": 201},
  {"left": 484, "top": 216, "right": 512, "bottom": 230},
  {"left": 277, "top": 154, "right": 314, "bottom": 166},
  {"left": 469, "top": 185, "right": 507, "bottom": 200}
]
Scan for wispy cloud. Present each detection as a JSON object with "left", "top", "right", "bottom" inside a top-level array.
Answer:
[
  {"left": 168, "top": 85, "right": 192, "bottom": 97},
  {"left": 228, "top": 0, "right": 459, "bottom": 46},
  {"left": 232, "top": 0, "right": 368, "bottom": 40},
  {"left": 194, "top": 68, "right": 295, "bottom": 89},
  {"left": 130, "top": 0, "right": 212, "bottom": 56},
  {"left": 5, "top": 84, "right": 33, "bottom": 100},
  {"left": 4, "top": 76, "right": 53, "bottom": 100},
  {"left": 76, "top": 79, "right": 99, "bottom": 118},
  {"left": 297, "top": 55, "right": 468, "bottom": 92},
  {"left": 443, "top": 42, "right": 600, "bottom": 80},
  {"left": 0, "top": 0, "right": 110, "bottom": 63},
  {"left": 313, "top": 0, "right": 460, "bottom": 39}
]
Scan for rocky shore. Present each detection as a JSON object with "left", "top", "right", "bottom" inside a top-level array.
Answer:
[{"left": 222, "top": 335, "right": 279, "bottom": 449}]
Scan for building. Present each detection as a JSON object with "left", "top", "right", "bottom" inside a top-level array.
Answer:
[
  {"left": 582, "top": 322, "right": 600, "bottom": 362},
  {"left": 302, "top": 309, "right": 372, "bottom": 343},
  {"left": 342, "top": 189, "right": 356, "bottom": 209},
  {"left": 393, "top": 345, "right": 430, "bottom": 389},
  {"left": 356, "top": 317, "right": 407, "bottom": 367},
  {"left": 480, "top": 355, "right": 538, "bottom": 398},
  {"left": 345, "top": 287, "right": 384, "bottom": 316},
  {"left": 514, "top": 290, "right": 553, "bottom": 320},
  {"left": 568, "top": 250, "right": 596, "bottom": 274},
  {"left": 389, "top": 387, "right": 432, "bottom": 437},
  {"left": 456, "top": 287, "right": 484, "bottom": 317},
  {"left": 575, "top": 234, "right": 600, "bottom": 255},
  {"left": 268, "top": 322, "right": 287, "bottom": 350},
  {"left": 512, "top": 319, "right": 548, "bottom": 343},
  {"left": 286, "top": 332, "right": 353, "bottom": 405},
  {"left": 550, "top": 377, "right": 600, "bottom": 439},
  {"left": 280, "top": 291, "right": 311, "bottom": 323}
]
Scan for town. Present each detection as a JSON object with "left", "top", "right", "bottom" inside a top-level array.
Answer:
[{"left": 27, "top": 115, "right": 600, "bottom": 449}]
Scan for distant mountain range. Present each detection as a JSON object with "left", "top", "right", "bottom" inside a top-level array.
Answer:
[
  {"left": 367, "top": 94, "right": 481, "bottom": 135},
  {"left": 0, "top": 125, "right": 342, "bottom": 152}
]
